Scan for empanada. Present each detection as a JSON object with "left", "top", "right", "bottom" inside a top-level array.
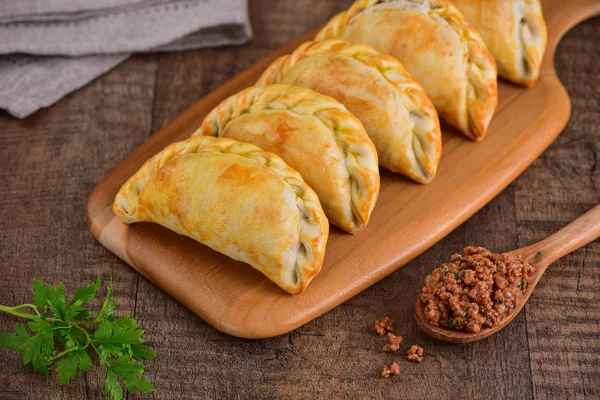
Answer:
[
  {"left": 256, "top": 40, "right": 442, "bottom": 184},
  {"left": 450, "top": 0, "right": 547, "bottom": 87},
  {"left": 113, "top": 136, "right": 329, "bottom": 294},
  {"left": 193, "top": 84, "right": 379, "bottom": 234},
  {"left": 316, "top": 0, "right": 498, "bottom": 140}
]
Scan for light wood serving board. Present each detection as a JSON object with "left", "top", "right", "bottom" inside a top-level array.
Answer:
[{"left": 86, "top": 0, "right": 600, "bottom": 338}]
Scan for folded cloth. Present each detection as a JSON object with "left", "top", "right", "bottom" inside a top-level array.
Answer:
[{"left": 0, "top": 0, "right": 252, "bottom": 118}]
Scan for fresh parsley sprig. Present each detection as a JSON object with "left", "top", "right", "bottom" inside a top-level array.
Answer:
[{"left": 0, "top": 277, "right": 155, "bottom": 400}]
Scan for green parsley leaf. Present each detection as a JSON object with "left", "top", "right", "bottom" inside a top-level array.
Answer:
[
  {"left": 60, "top": 329, "right": 87, "bottom": 349},
  {"left": 131, "top": 344, "right": 156, "bottom": 361},
  {"left": 70, "top": 278, "right": 102, "bottom": 307},
  {"left": 66, "top": 278, "right": 102, "bottom": 321},
  {"left": 98, "top": 278, "right": 115, "bottom": 320},
  {"left": 104, "top": 369, "right": 123, "bottom": 400},
  {"left": 22, "top": 330, "right": 54, "bottom": 373},
  {"left": 0, "top": 323, "right": 29, "bottom": 351},
  {"left": 32, "top": 280, "right": 67, "bottom": 321},
  {"left": 57, "top": 349, "right": 93, "bottom": 385},
  {"left": 94, "top": 317, "right": 145, "bottom": 363},
  {"left": 31, "top": 356, "right": 51, "bottom": 375},
  {"left": 27, "top": 318, "right": 53, "bottom": 333},
  {"left": 109, "top": 360, "right": 155, "bottom": 395},
  {"left": 104, "top": 300, "right": 116, "bottom": 317}
]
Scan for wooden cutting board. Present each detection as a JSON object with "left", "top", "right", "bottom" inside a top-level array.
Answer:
[{"left": 86, "top": 0, "right": 600, "bottom": 338}]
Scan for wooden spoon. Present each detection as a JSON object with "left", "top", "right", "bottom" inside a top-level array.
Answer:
[{"left": 415, "top": 204, "right": 600, "bottom": 343}]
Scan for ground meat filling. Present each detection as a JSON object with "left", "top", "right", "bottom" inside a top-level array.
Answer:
[
  {"left": 383, "top": 333, "right": 403, "bottom": 352},
  {"left": 381, "top": 362, "right": 400, "bottom": 378},
  {"left": 407, "top": 345, "right": 423, "bottom": 362},
  {"left": 419, "top": 246, "right": 534, "bottom": 333},
  {"left": 373, "top": 316, "right": 394, "bottom": 336}
]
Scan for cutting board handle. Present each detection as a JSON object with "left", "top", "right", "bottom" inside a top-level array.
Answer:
[{"left": 543, "top": 0, "right": 600, "bottom": 74}]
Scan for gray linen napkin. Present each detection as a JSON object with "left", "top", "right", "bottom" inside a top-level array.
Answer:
[{"left": 0, "top": 0, "right": 252, "bottom": 118}]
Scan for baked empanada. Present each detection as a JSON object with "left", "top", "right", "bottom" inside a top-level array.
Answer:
[
  {"left": 316, "top": 0, "right": 498, "bottom": 140},
  {"left": 193, "top": 84, "right": 379, "bottom": 234},
  {"left": 256, "top": 40, "right": 442, "bottom": 184},
  {"left": 450, "top": 0, "right": 547, "bottom": 87},
  {"left": 113, "top": 136, "right": 329, "bottom": 294}
]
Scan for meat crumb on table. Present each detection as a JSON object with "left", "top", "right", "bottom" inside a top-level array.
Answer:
[
  {"left": 383, "top": 332, "right": 403, "bottom": 352},
  {"left": 381, "top": 362, "right": 400, "bottom": 378},
  {"left": 373, "top": 316, "right": 394, "bottom": 336},
  {"left": 407, "top": 345, "right": 424, "bottom": 362}
]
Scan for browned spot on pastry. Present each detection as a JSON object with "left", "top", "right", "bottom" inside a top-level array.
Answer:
[
  {"left": 270, "top": 119, "right": 298, "bottom": 153},
  {"left": 216, "top": 162, "right": 256, "bottom": 187}
]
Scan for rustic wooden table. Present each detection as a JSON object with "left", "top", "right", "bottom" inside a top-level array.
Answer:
[{"left": 1, "top": 2, "right": 599, "bottom": 399}]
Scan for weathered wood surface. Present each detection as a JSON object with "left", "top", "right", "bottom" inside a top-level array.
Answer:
[{"left": 0, "top": 0, "right": 598, "bottom": 398}]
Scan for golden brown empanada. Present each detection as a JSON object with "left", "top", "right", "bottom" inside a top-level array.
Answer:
[
  {"left": 256, "top": 40, "right": 442, "bottom": 184},
  {"left": 451, "top": 0, "right": 547, "bottom": 87},
  {"left": 316, "top": 0, "right": 498, "bottom": 140},
  {"left": 113, "top": 136, "right": 329, "bottom": 294},
  {"left": 193, "top": 84, "right": 379, "bottom": 234}
]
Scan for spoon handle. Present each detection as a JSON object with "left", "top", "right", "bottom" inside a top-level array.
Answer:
[{"left": 517, "top": 204, "right": 600, "bottom": 266}]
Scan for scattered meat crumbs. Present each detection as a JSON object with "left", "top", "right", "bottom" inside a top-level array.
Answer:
[
  {"left": 373, "top": 316, "right": 394, "bottom": 336},
  {"left": 407, "top": 345, "right": 424, "bottom": 362},
  {"left": 419, "top": 246, "right": 534, "bottom": 333},
  {"left": 381, "top": 362, "right": 400, "bottom": 378},
  {"left": 383, "top": 332, "right": 403, "bottom": 352}
]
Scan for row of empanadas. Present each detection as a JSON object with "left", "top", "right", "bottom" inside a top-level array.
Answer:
[
  {"left": 316, "top": 0, "right": 499, "bottom": 140},
  {"left": 113, "top": 136, "right": 329, "bottom": 294},
  {"left": 193, "top": 84, "right": 380, "bottom": 234},
  {"left": 113, "top": 0, "right": 548, "bottom": 295},
  {"left": 256, "top": 40, "right": 442, "bottom": 183}
]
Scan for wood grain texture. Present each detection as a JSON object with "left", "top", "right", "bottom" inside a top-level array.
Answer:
[
  {"left": 0, "top": 1, "right": 598, "bottom": 400},
  {"left": 86, "top": 0, "right": 597, "bottom": 339}
]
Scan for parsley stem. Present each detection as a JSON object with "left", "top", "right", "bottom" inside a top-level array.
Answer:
[
  {"left": 0, "top": 304, "right": 39, "bottom": 320},
  {"left": 47, "top": 347, "right": 77, "bottom": 362},
  {"left": 9, "top": 304, "right": 41, "bottom": 317},
  {"left": 73, "top": 324, "right": 98, "bottom": 353},
  {"left": 0, "top": 304, "right": 61, "bottom": 323}
]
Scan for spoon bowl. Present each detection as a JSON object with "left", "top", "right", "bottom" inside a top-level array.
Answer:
[{"left": 415, "top": 204, "right": 600, "bottom": 343}]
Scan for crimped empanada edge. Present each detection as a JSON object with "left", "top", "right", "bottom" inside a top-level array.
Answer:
[
  {"left": 256, "top": 40, "right": 442, "bottom": 183},
  {"left": 112, "top": 136, "right": 329, "bottom": 294},
  {"left": 437, "top": 1, "right": 498, "bottom": 139},
  {"left": 194, "top": 84, "right": 380, "bottom": 233},
  {"left": 316, "top": 0, "right": 498, "bottom": 140},
  {"left": 516, "top": 0, "right": 547, "bottom": 87}
]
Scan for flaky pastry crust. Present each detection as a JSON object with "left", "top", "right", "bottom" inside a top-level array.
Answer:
[
  {"left": 257, "top": 40, "right": 442, "bottom": 183},
  {"left": 317, "top": 0, "right": 498, "bottom": 140},
  {"left": 113, "top": 136, "right": 329, "bottom": 294},
  {"left": 194, "top": 84, "right": 380, "bottom": 233}
]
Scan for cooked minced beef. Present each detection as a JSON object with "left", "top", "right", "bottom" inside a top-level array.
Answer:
[
  {"left": 373, "top": 316, "right": 394, "bottom": 336},
  {"left": 383, "top": 332, "right": 403, "bottom": 352},
  {"left": 381, "top": 362, "right": 400, "bottom": 378},
  {"left": 419, "top": 246, "right": 534, "bottom": 333},
  {"left": 407, "top": 345, "right": 424, "bottom": 362}
]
